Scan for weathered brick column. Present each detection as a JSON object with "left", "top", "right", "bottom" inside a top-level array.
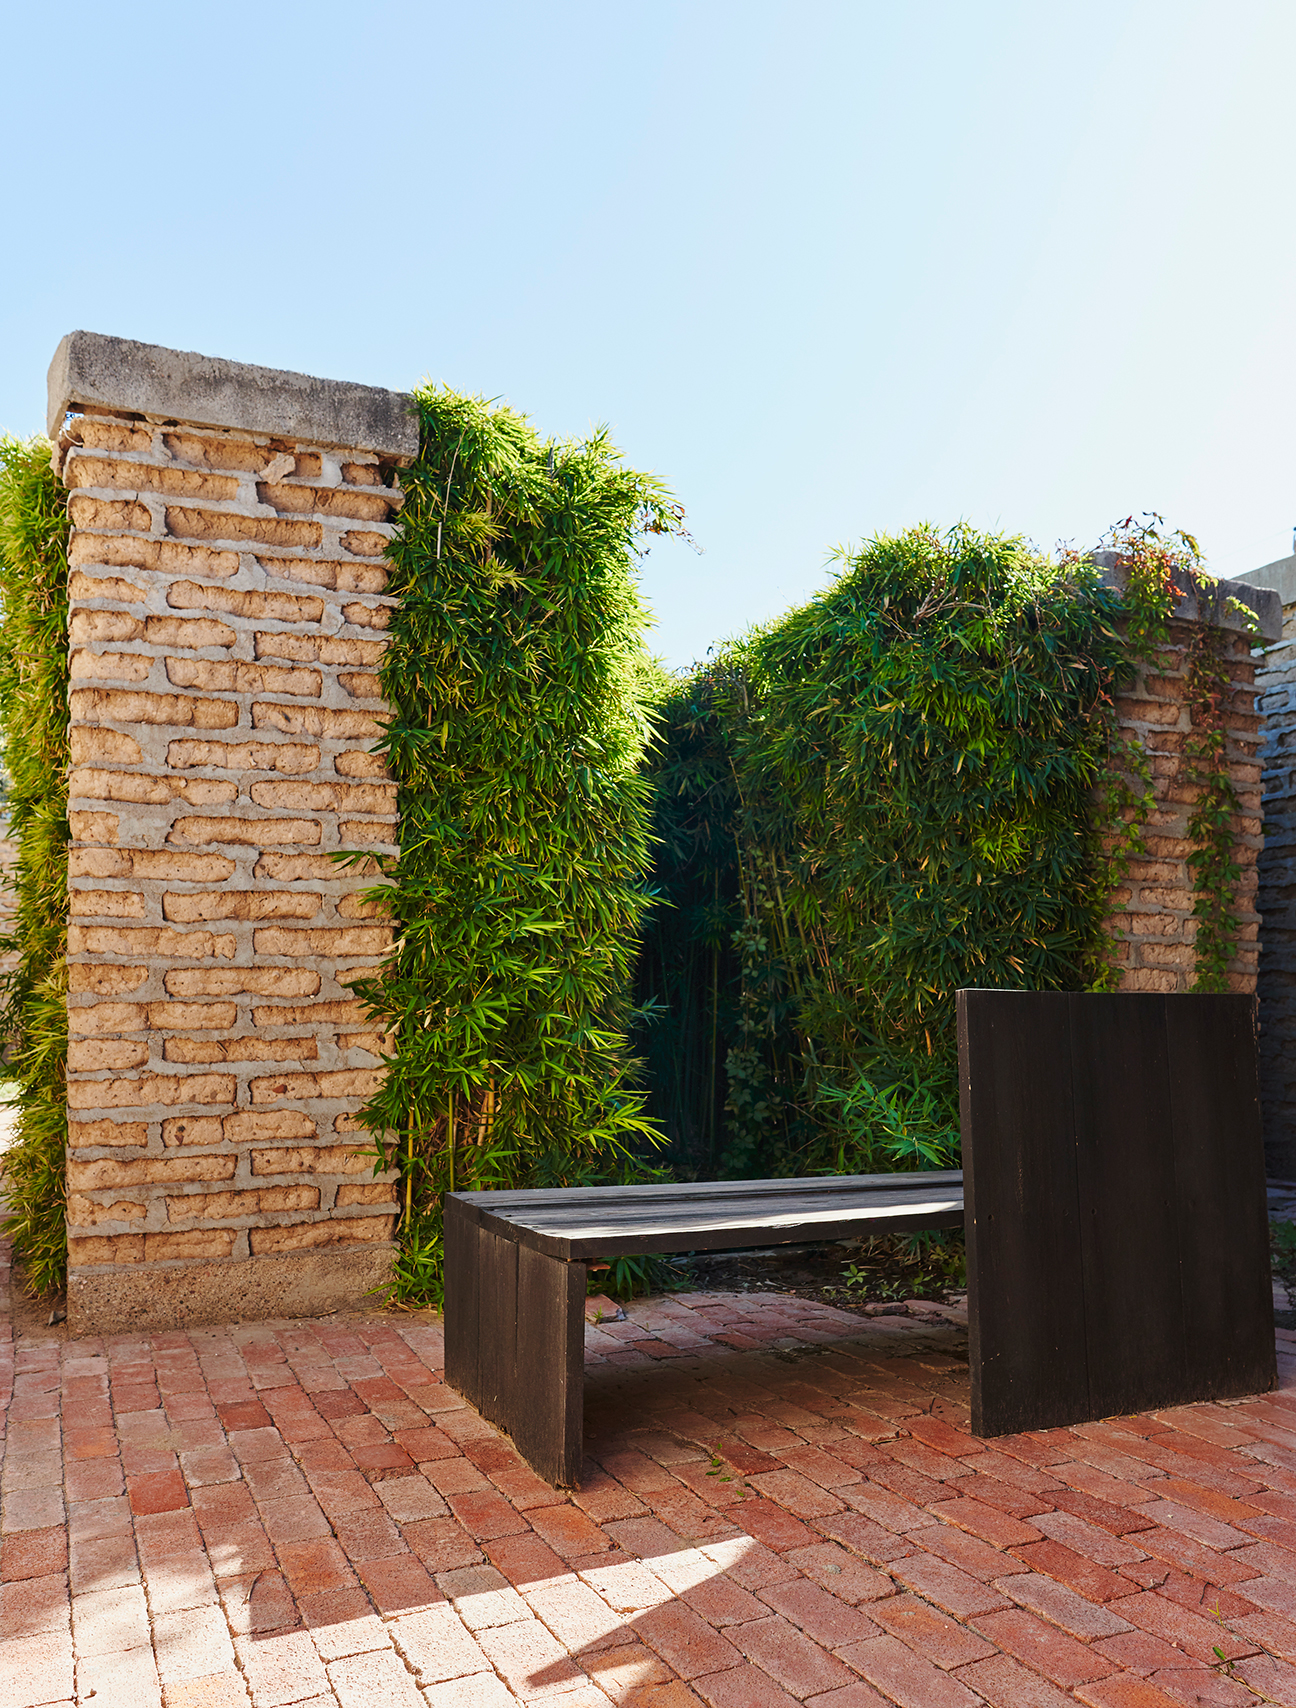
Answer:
[
  {"left": 49, "top": 332, "right": 416, "bottom": 1332},
  {"left": 1093, "top": 555, "right": 1279, "bottom": 998},
  {"left": 1233, "top": 553, "right": 1296, "bottom": 1176}
]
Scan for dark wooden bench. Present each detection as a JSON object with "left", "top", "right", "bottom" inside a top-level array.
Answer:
[
  {"left": 444, "top": 1172, "right": 964, "bottom": 1486},
  {"left": 444, "top": 992, "right": 1276, "bottom": 1488}
]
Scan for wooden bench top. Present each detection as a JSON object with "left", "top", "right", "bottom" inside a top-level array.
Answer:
[{"left": 445, "top": 1170, "right": 964, "bottom": 1260}]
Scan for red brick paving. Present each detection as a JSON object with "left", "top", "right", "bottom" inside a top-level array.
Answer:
[{"left": 5, "top": 1242, "right": 1296, "bottom": 1704}]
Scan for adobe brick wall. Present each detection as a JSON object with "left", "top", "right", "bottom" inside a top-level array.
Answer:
[
  {"left": 49, "top": 332, "right": 418, "bottom": 1333},
  {"left": 1092, "top": 558, "right": 1279, "bottom": 1001}
]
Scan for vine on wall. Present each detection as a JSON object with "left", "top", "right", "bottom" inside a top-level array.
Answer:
[
  {"left": 1090, "top": 516, "right": 1254, "bottom": 993},
  {"left": 1184, "top": 623, "right": 1248, "bottom": 991}
]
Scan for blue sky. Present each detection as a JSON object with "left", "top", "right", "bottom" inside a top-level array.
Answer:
[{"left": 2, "top": 1, "right": 1293, "bottom": 665}]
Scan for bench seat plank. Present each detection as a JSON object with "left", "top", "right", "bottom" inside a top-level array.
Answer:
[
  {"left": 443, "top": 1172, "right": 963, "bottom": 1486},
  {"left": 449, "top": 1171, "right": 964, "bottom": 1259}
]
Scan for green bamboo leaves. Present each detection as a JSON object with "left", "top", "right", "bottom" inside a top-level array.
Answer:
[
  {"left": 348, "top": 390, "right": 681, "bottom": 1302},
  {"left": 0, "top": 437, "right": 71, "bottom": 1291},
  {"left": 639, "top": 524, "right": 1130, "bottom": 1181}
]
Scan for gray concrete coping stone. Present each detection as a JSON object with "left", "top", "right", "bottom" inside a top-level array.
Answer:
[
  {"left": 48, "top": 331, "right": 420, "bottom": 460},
  {"left": 1092, "top": 549, "right": 1281, "bottom": 644}
]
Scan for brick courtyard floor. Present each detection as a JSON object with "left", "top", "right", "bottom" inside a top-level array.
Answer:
[{"left": 5, "top": 1241, "right": 1296, "bottom": 1708}]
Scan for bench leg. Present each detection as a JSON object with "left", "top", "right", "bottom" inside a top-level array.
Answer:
[{"left": 444, "top": 1204, "right": 586, "bottom": 1487}]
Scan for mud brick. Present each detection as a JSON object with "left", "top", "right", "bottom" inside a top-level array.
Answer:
[
  {"left": 1, "top": 1528, "right": 69, "bottom": 1582},
  {"left": 974, "top": 1608, "right": 1120, "bottom": 1689},
  {"left": 1011, "top": 1539, "right": 1137, "bottom": 1603},
  {"left": 892, "top": 1550, "right": 1010, "bottom": 1618},
  {"left": 840, "top": 1632, "right": 986, "bottom": 1708},
  {"left": 1052, "top": 1484, "right": 1159, "bottom": 1535}
]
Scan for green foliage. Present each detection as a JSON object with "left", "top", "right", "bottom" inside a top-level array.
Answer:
[
  {"left": 841, "top": 1231, "right": 966, "bottom": 1300},
  {"left": 1184, "top": 623, "right": 1246, "bottom": 992},
  {"left": 0, "top": 438, "right": 70, "bottom": 1291},
  {"left": 1094, "top": 516, "right": 1252, "bottom": 992},
  {"left": 348, "top": 388, "right": 683, "bottom": 1304},
  {"left": 1272, "top": 1217, "right": 1296, "bottom": 1291},
  {"left": 588, "top": 1254, "right": 682, "bottom": 1302},
  {"left": 638, "top": 523, "right": 1131, "bottom": 1179}
]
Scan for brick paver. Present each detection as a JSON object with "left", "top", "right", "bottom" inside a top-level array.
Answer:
[{"left": 4, "top": 1236, "right": 1296, "bottom": 1705}]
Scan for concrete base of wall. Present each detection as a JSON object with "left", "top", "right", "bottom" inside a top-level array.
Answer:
[{"left": 66, "top": 1244, "right": 396, "bottom": 1335}]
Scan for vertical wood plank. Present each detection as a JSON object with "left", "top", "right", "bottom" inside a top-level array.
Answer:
[
  {"left": 959, "top": 989, "right": 1089, "bottom": 1436},
  {"left": 474, "top": 1225, "right": 519, "bottom": 1423},
  {"left": 1166, "top": 995, "right": 1276, "bottom": 1402},
  {"left": 1069, "top": 993, "right": 1188, "bottom": 1417},
  {"left": 444, "top": 1194, "right": 586, "bottom": 1487},
  {"left": 514, "top": 1245, "right": 586, "bottom": 1487},
  {"left": 443, "top": 1197, "right": 481, "bottom": 1409}
]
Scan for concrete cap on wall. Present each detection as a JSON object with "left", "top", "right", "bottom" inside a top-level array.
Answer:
[
  {"left": 47, "top": 331, "right": 420, "bottom": 460},
  {"left": 1091, "top": 549, "right": 1282, "bottom": 644}
]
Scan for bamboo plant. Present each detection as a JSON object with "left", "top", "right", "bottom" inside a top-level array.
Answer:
[
  {"left": 347, "top": 388, "right": 684, "bottom": 1303},
  {"left": 636, "top": 524, "right": 1133, "bottom": 1180},
  {"left": 0, "top": 437, "right": 71, "bottom": 1292}
]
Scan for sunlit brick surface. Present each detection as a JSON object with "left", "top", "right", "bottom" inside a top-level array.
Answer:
[
  {"left": 2, "top": 1244, "right": 1293, "bottom": 1706},
  {"left": 57, "top": 413, "right": 403, "bottom": 1300}
]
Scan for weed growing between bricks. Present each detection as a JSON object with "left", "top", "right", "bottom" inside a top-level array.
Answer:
[{"left": 0, "top": 437, "right": 70, "bottom": 1291}]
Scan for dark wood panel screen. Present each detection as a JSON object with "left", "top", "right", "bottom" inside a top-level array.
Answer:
[{"left": 958, "top": 990, "right": 1275, "bottom": 1436}]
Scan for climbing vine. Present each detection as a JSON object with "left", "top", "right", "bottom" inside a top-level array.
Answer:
[
  {"left": 1089, "top": 516, "right": 1254, "bottom": 993},
  {"left": 1184, "top": 622, "right": 1247, "bottom": 991}
]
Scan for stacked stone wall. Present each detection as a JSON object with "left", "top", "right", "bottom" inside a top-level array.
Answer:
[
  {"left": 1102, "top": 622, "right": 1263, "bottom": 995},
  {"left": 51, "top": 346, "right": 414, "bottom": 1332}
]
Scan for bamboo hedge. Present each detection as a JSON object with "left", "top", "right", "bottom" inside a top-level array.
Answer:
[
  {"left": 348, "top": 388, "right": 683, "bottom": 1302},
  {"left": 0, "top": 437, "right": 70, "bottom": 1292},
  {"left": 634, "top": 524, "right": 1136, "bottom": 1181}
]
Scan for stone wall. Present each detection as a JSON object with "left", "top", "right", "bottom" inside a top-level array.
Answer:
[
  {"left": 1092, "top": 558, "right": 1279, "bottom": 999},
  {"left": 1232, "top": 554, "right": 1296, "bottom": 1176},
  {"left": 49, "top": 332, "right": 418, "bottom": 1332},
  {"left": 1103, "top": 629, "right": 1263, "bottom": 994}
]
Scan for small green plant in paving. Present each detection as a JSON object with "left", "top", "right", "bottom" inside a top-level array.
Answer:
[
  {"left": 838, "top": 1230, "right": 965, "bottom": 1303},
  {"left": 1270, "top": 1217, "right": 1296, "bottom": 1290}
]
